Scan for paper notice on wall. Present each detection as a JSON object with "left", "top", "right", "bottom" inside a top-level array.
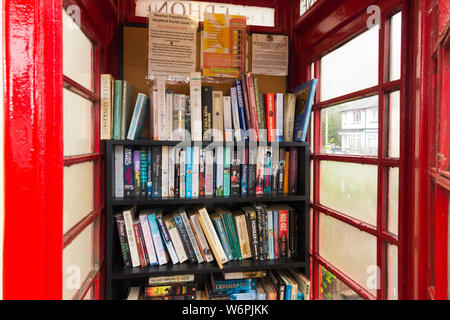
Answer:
[
  {"left": 252, "top": 34, "right": 289, "bottom": 76},
  {"left": 148, "top": 12, "right": 197, "bottom": 77},
  {"left": 202, "top": 13, "right": 246, "bottom": 78}
]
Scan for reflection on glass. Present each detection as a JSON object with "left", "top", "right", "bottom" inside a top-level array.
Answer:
[
  {"left": 320, "top": 265, "right": 362, "bottom": 300},
  {"left": 387, "top": 244, "right": 398, "bottom": 300},
  {"left": 389, "top": 91, "right": 400, "bottom": 158},
  {"left": 390, "top": 12, "right": 402, "bottom": 81},
  {"left": 388, "top": 167, "right": 399, "bottom": 235},
  {"left": 319, "top": 213, "right": 377, "bottom": 293},
  {"left": 321, "top": 96, "right": 378, "bottom": 156},
  {"left": 320, "top": 161, "right": 378, "bottom": 225},
  {"left": 321, "top": 27, "right": 379, "bottom": 101}
]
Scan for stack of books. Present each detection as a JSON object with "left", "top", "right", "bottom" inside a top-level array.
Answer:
[
  {"left": 115, "top": 205, "right": 298, "bottom": 269},
  {"left": 114, "top": 145, "right": 299, "bottom": 199},
  {"left": 145, "top": 274, "right": 196, "bottom": 300}
]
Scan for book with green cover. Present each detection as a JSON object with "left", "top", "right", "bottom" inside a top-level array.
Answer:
[
  {"left": 113, "top": 80, "right": 123, "bottom": 140},
  {"left": 228, "top": 210, "right": 242, "bottom": 260},
  {"left": 253, "top": 77, "right": 266, "bottom": 142},
  {"left": 217, "top": 209, "right": 236, "bottom": 260},
  {"left": 121, "top": 81, "right": 135, "bottom": 140}
]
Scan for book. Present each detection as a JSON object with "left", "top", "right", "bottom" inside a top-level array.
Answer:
[
  {"left": 185, "top": 96, "right": 191, "bottom": 138},
  {"left": 248, "top": 146, "right": 257, "bottom": 196},
  {"left": 188, "top": 210, "right": 215, "bottom": 263},
  {"left": 230, "top": 87, "right": 242, "bottom": 142},
  {"left": 173, "top": 94, "right": 186, "bottom": 141},
  {"left": 166, "top": 90, "right": 174, "bottom": 140},
  {"left": 268, "top": 270, "right": 285, "bottom": 300},
  {"left": 146, "top": 282, "right": 196, "bottom": 297},
  {"left": 133, "top": 150, "right": 141, "bottom": 198},
  {"left": 287, "top": 269, "right": 310, "bottom": 300},
  {"left": 211, "top": 212, "right": 233, "bottom": 261},
  {"left": 255, "top": 204, "right": 267, "bottom": 260},
  {"left": 261, "top": 276, "right": 278, "bottom": 300},
  {"left": 289, "top": 207, "right": 298, "bottom": 258},
  {"left": 201, "top": 86, "right": 213, "bottom": 141},
  {"left": 126, "top": 286, "right": 142, "bottom": 300},
  {"left": 174, "top": 148, "right": 180, "bottom": 198},
  {"left": 255, "top": 146, "right": 265, "bottom": 195},
  {"left": 139, "top": 211, "right": 158, "bottom": 266},
  {"left": 288, "top": 147, "right": 298, "bottom": 194},
  {"left": 140, "top": 147, "right": 148, "bottom": 198},
  {"left": 147, "top": 147, "right": 153, "bottom": 197},
  {"left": 151, "top": 146, "right": 162, "bottom": 198},
  {"left": 180, "top": 208, "right": 204, "bottom": 263},
  {"left": 223, "top": 147, "right": 231, "bottom": 197},
  {"left": 121, "top": 81, "right": 135, "bottom": 140},
  {"left": 127, "top": 93, "right": 149, "bottom": 140},
  {"left": 163, "top": 214, "right": 188, "bottom": 264},
  {"left": 223, "top": 271, "right": 267, "bottom": 280},
  {"left": 240, "top": 147, "right": 248, "bottom": 196},
  {"left": 211, "top": 273, "right": 256, "bottom": 292},
  {"left": 147, "top": 274, "right": 195, "bottom": 285},
  {"left": 230, "top": 152, "right": 241, "bottom": 196},
  {"left": 156, "top": 76, "right": 166, "bottom": 140},
  {"left": 115, "top": 214, "right": 132, "bottom": 268},
  {"left": 151, "top": 87, "right": 158, "bottom": 140},
  {"left": 244, "top": 73, "right": 258, "bottom": 141},
  {"left": 223, "top": 96, "right": 233, "bottom": 142},
  {"left": 279, "top": 208, "right": 289, "bottom": 258},
  {"left": 253, "top": 76, "right": 266, "bottom": 142},
  {"left": 265, "top": 93, "right": 275, "bottom": 142},
  {"left": 283, "top": 150, "right": 290, "bottom": 194},
  {"left": 205, "top": 150, "right": 214, "bottom": 196},
  {"left": 123, "top": 147, "right": 134, "bottom": 198},
  {"left": 233, "top": 210, "right": 252, "bottom": 260},
  {"left": 156, "top": 212, "right": 179, "bottom": 264},
  {"left": 100, "top": 74, "right": 114, "bottom": 140},
  {"left": 215, "top": 146, "right": 224, "bottom": 197},
  {"left": 242, "top": 206, "right": 259, "bottom": 261},
  {"left": 267, "top": 209, "right": 274, "bottom": 260},
  {"left": 148, "top": 212, "right": 168, "bottom": 265},
  {"left": 185, "top": 146, "right": 193, "bottom": 199},
  {"left": 113, "top": 80, "right": 123, "bottom": 140},
  {"left": 132, "top": 219, "right": 147, "bottom": 267},
  {"left": 230, "top": 291, "right": 257, "bottom": 300},
  {"left": 227, "top": 210, "right": 242, "bottom": 260},
  {"left": 235, "top": 80, "right": 248, "bottom": 141},
  {"left": 168, "top": 147, "right": 175, "bottom": 198},
  {"left": 264, "top": 147, "right": 272, "bottom": 195},
  {"left": 284, "top": 93, "right": 296, "bottom": 142},
  {"left": 179, "top": 150, "right": 186, "bottom": 198},
  {"left": 277, "top": 149, "right": 286, "bottom": 194},
  {"left": 212, "top": 91, "right": 224, "bottom": 141},
  {"left": 275, "top": 93, "right": 284, "bottom": 142},
  {"left": 293, "top": 79, "right": 318, "bottom": 142},
  {"left": 199, "top": 148, "right": 206, "bottom": 197},
  {"left": 192, "top": 145, "right": 200, "bottom": 198},
  {"left": 240, "top": 74, "right": 252, "bottom": 140},
  {"left": 217, "top": 209, "right": 236, "bottom": 260},
  {"left": 256, "top": 281, "right": 267, "bottom": 300},
  {"left": 173, "top": 212, "right": 197, "bottom": 264},
  {"left": 114, "top": 145, "right": 124, "bottom": 198},
  {"left": 161, "top": 146, "right": 169, "bottom": 198},
  {"left": 272, "top": 209, "right": 279, "bottom": 259},
  {"left": 122, "top": 206, "right": 140, "bottom": 267},
  {"left": 190, "top": 72, "right": 202, "bottom": 141}
]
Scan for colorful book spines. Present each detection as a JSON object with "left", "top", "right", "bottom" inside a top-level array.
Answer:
[{"left": 123, "top": 147, "right": 134, "bottom": 198}]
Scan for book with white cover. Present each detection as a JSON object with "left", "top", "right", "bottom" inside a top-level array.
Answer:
[
  {"left": 151, "top": 87, "right": 158, "bottom": 140},
  {"left": 100, "top": 74, "right": 115, "bottom": 140},
  {"left": 173, "top": 94, "right": 186, "bottom": 141},
  {"left": 180, "top": 209, "right": 204, "bottom": 263},
  {"left": 212, "top": 91, "right": 224, "bottom": 141},
  {"left": 122, "top": 206, "right": 140, "bottom": 267},
  {"left": 230, "top": 87, "right": 242, "bottom": 142},
  {"left": 180, "top": 150, "right": 186, "bottom": 198},
  {"left": 163, "top": 214, "right": 188, "bottom": 264},
  {"left": 166, "top": 90, "right": 174, "bottom": 141},
  {"left": 188, "top": 210, "right": 215, "bottom": 262},
  {"left": 215, "top": 146, "right": 224, "bottom": 197},
  {"left": 147, "top": 212, "right": 168, "bottom": 265},
  {"left": 275, "top": 93, "right": 284, "bottom": 142},
  {"left": 156, "top": 76, "right": 166, "bottom": 140},
  {"left": 114, "top": 145, "right": 124, "bottom": 198},
  {"left": 161, "top": 146, "right": 169, "bottom": 197},
  {"left": 223, "top": 96, "right": 233, "bottom": 142},
  {"left": 139, "top": 211, "right": 158, "bottom": 266},
  {"left": 190, "top": 72, "right": 202, "bottom": 141}
]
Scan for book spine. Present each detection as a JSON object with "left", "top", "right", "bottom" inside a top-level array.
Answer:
[
  {"left": 289, "top": 209, "right": 297, "bottom": 258},
  {"left": 185, "top": 96, "right": 191, "bottom": 139},
  {"left": 165, "top": 218, "right": 188, "bottom": 263},
  {"left": 123, "top": 209, "right": 140, "bottom": 267},
  {"left": 180, "top": 211, "right": 204, "bottom": 263},
  {"left": 123, "top": 147, "right": 134, "bottom": 198},
  {"left": 100, "top": 74, "right": 113, "bottom": 140},
  {"left": 272, "top": 149, "right": 279, "bottom": 196},
  {"left": 212, "top": 161, "right": 217, "bottom": 196},
  {"left": 174, "top": 149, "right": 180, "bottom": 198},
  {"left": 139, "top": 214, "right": 158, "bottom": 266},
  {"left": 277, "top": 149, "right": 285, "bottom": 194},
  {"left": 267, "top": 209, "right": 274, "bottom": 260},
  {"left": 156, "top": 76, "right": 166, "bottom": 140},
  {"left": 244, "top": 209, "right": 259, "bottom": 261},
  {"left": 146, "top": 283, "right": 196, "bottom": 297},
  {"left": 190, "top": 214, "right": 215, "bottom": 262},
  {"left": 235, "top": 80, "right": 248, "bottom": 141},
  {"left": 273, "top": 210, "right": 279, "bottom": 259},
  {"left": 279, "top": 210, "right": 289, "bottom": 258},
  {"left": 288, "top": 147, "right": 298, "bottom": 194},
  {"left": 256, "top": 205, "right": 267, "bottom": 260},
  {"left": 275, "top": 93, "right": 284, "bottom": 142},
  {"left": 113, "top": 80, "right": 123, "bottom": 140},
  {"left": 246, "top": 73, "right": 259, "bottom": 142},
  {"left": 248, "top": 147, "right": 257, "bottom": 196},
  {"left": 240, "top": 147, "right": 248, "bottom": 196},
  {"left": 152, "top": 146, "right": 162, "bottom": 198},
  {"left": 151, "top": 87, "right": 158, "bottom": 140},
  {"left": 221, "top": 214, "right": 236, "bottom": 260},
  {"left": 201, "top": 86, "right": 213, "bottom": 141},
  {"left": 213, "top": 277, "right": 256, "bottom": 292},
  {"left": 147, "top": 274, "right": 195, "bottom": 285},
  {"left": 168, "top": 147, "right": 175, "bottom": 198},
  {"left": 137, "top": 222, "right": 150, "bottom": 265},
  {"left": 230, "top": 87, "right": 242, "bottom": 142},
  {"left": 140, "top": 147, "right": 148, "bottom": 198},
  {"left": 213, "top": 217, "right": 233, "bottom": 261},
  {"left": 114, "top": 145, "right": 124, "bottom": 198},
  {"left": 234, "top": 215, "right": 251, "bottom": 260},
  {"left": 156, "top": 215, "right": 179, "bottom": 264},
  {"left": 115, "top": 214, "right": 132, "bottom": 268},
  {"left": 264, "top": 147, "right": 272, "bottom": 195},
  {"left": 204, "top": 150, "right": 213, "bottom": 196},
  {"left": 268, "top": 270, "right": 285, "bottom": 301},
  {"left": 230, "top": 153, "right": 241, "bottom": 196},
  {"left": 215, "top": 146, "right": 224, "bottom": 197},
  {"left": 166, "top": 90, "right": 173, "bottom": 141},
  {"left": 161, "top": 146, "right": 169, "bottom": 198},
  {"left": 179, "top": 150, "right": 186, "bottom": 198},
  {"left": 148, "top": 214, "right": 168, "bottom": 265},
  {"left": 230, "top": 291, "right": 257, "bottom": 301},
  {"left": 174, "top": 214, "right": 197, "bottom": 263},
  {"left": 133, "top": 150, "right": 141, "bottom": 198},
  {"left": 192, "top": 146, "right": 200, "bottom": 198},
  {"left": 255, "top": 146, "right": 265, "bottom": 195},
  {"left": 284, "top": 94, "right": 296, "bottom": 142},
  {"left": 121, "top": 81, "right": 134, "bottom": 140},
  {"left": 240, "top": 74, "right": 253, "bottom": 140},
  {"left": 223, "top": 147, "right": 231, "bottom": 197},
  {"left": 265, "top": 93, "right": 275, "bottom": 142},
  {"left": 253, "top": 77, "right": 266, "bottom": 142},
  {"left": 223, "top": 96, "right": 233, "bottom": 142},
  {"left": 199, "top": 149, "right": 206, "bottom": 197},
  {"left": 212, "top": 91, "right": 224, "bottom": 141},
  {"left": 133, "top": 220, "right": 147, "bottom": 267},
  {"left": 190, "top": 72, "right": 202, "bottom": 141},
  {"left": 228, "top": 213, "right": 242, "bottom": 260},
  {"left": 173, "top": 94, "right": 186, "bottom": 141},
  {"left": 185, "top": 147, "right": 193, "bottom": 199},
  {"left": 127, "top": 94, "right": 145, "bottom": 140},
  {"left": 283, "top": 150, "right": 290, "bottom": 194}
]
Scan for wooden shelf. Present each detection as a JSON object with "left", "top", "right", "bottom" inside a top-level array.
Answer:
[{"left": 111, "top": 258, "right": 307, "bottom": 280}]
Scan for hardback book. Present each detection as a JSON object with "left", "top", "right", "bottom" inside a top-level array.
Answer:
[
  {"left": 223, "top": 271, "right": 266, "bottom": 280},
  {"left": 223, "top": 147, "right": 231, "bottom": 197},
  {"left": 156, "top": 212, "right": 179, "bottom": 264},
  {"left": 216, "top": 209, "right": 236, "bottom": 260},
  {"left": 188, "top": 210, "right": 215, "bottom": 263},
  {"left": 275, "top": 93, "right": 284, "bottom": 142},
  {"left": 121, "top": 81, "right": 135, "bottom": 140},
  {"left": 243, "top": 73, "right": 258, "bottom": 141},
  {"left": 179, "top": 150, "right": 186, "bottom": 198},
  {"left": 230, "top": 87, "right": 242, "bottom": 142},
  {"left": 147, "top": 274, "right": 195, "bottom": 285},
  {"left": 255, "top": 146, "right": 265, "bottom": 195},
  {"left": 180, "top": 208, "right": 204, "bottom": 263},
  {"left": 293, "top": 79, "right": 318, "bottom": 142},
  {"left": 151, "top": 87, "right": 158, "bottom": 140},
  {"left": 161, "top": 146, "right": 169, "bottom": 198},
  {"left": 163, "top": 214, "right": 188, "bottom": 264},
  {"left": 192, "top": 146, "right": 200, "bottom": 198},
  {"left": 288, "top": 147, "right": 298, "bottom": 194},
  {"left": 248, "top": 146, "right": 257, "bottom": 196},
  {"left": 123, "top": 147, "right": 134, "bottom": 198},
  {"left": 241, "top": 206, "right": 259, "bottom": 261},
  {"left": 168, "top": 147, "right": 175, "bottom": 198},
  {"left": 140, "top": 147, "right": 148, "bottom": 198},
  {"left": 265, "top": 93, "right": 276, "bottom": 142},
  {"left": 227, "top": 209, "right": 242, "bottom": 260},
  {"left": 185, "top": 146, "right": 193, "bottom": 199},
  {"left": 127, "top": 93, "right": 149, "bottom": 140},
  {"left": 166, "top": 90, "right": 174, "bottom": 141},
  {"left": 114, "top": 145, "right": 124, "bottom": 198},
  {"left": 256, "top": 281, "right": 267, "bottom": 300},
  {"left": 173, "top": 212, "right": 197, "bottom": 263},
  {"left": 122, "top": 206, "right": 140, "bottom": 267},
  {"left": 100, "top": 74, "right": 115, "bottom": 140},
  {"left": 212, "top": 91, "right": 224, "bottom": 141},
  {"left": 147, "top": 212, "right": 168, "bottom": 265},
  {"left": 272, "top": 209, "right": 279, "bottom": 259},
  {"left": 115, "top": 213, "right": 132, "bottom": 268},
  {"left": 211, "top": 212, "right": 233, "bottom": 262},
  {"left": 139, "top": 211, "right": 158, "bottom": 266},
  {"left": 190, "top": 72, "right": 202, "bottom": 141},
  {"left": 232, "top": 210, "right": 252, "bottom": 260},
  {"left": 288, "top": 269, "right": 310, "bottom": 300},
  {"left": 199, "top": 148, "right": 206, "bottom": 197},
  {"left": 196, "top": 207, "right": 228, "bottom": 269},
  {"left": 173, "top": 94, "right": 186, "bottom": 141},
  {"left": 277, "top": 149, "right": 286, "bottom": 194},
  {"left": 133, "top": 150, "right": 141, "bottom": 198},
  {"left": 151, "top": 146, "right": 162, "bottom": 198},
  {"left": 223, "top": 96, "right": 233, "bottom": 142},
  {"left": 156, "top": 76, "right": 166, "bottom": 141},
  {"left": 235, "top": 80, "right": 249, "bottom": 141},
  {"left": 211, "top": 273, "right": 257, "bottom": 293},
  {"left": 284, "top": 93, "right": 296, "bottom": 142},
  {"left": 253, "top": 76, "right": 266, "bottom": 142},
  {"left": 230, "top": 152, "right": 241, "bottom": 196},
  {"left": 240, "top": 147, "right": 248, "bottom": 196},
  {"left": 215, "top": 146, "right": 224, "bottom": 197},
  {"left": 261, "top": 276, "right": 278, "bottom": 300},
  {"left": 267, "top": 209, "right": 274, "bottom": 260},
  {"left": 113, "top": 80, "right": 123, "bottom": 140},
  {"left": 278, "top": 207, "right": 289, "bottom": 258},
  {"left": 283, "top": 150, "right": 290, "bottom": 194},
  {"left": 174, "top": 148, "right": 180, "bottom": 198},
  {"left": 185, "top": 96, "right": 191, "bottom": 138},
  {"left": 147, "top": 148, "right": 152, "bottom": 197},
  {"left": 263, "top": 147, "right": 273, "bottom": 195},
  {"left": 205, "top": 150, "right": 214, "bottom": 196},
  {"left": 201, "top": 86, "right": 213, "bottom": 141},
  {"left": 255, "top": 204, "right": 267, "bottom": 260}
]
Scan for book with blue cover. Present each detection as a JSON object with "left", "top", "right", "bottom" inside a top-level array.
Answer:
[
  {"left": 223, "top": 147, "right": 231, "bottom": 197},
  {"left": 235, "top": 80, "right": 248, "bottom": 141},
  {"left": 211, "top": 273, "right": 257, "bottom": 293},
  {"left": 240, "top": 147, "right": 248, "bottom": 196},
  {"left": 211, "top": 213, "right": 233, "bottom": 261},
  {"left": 185, "top": 146, "right": 193, "bottom": 199},
  {"left": 264, "top": 147, "right": 272, "bottom": 195},
  {"left": 173, "top": 213, "right": 197, "bottom": 263},
  {"left": 147, "top": 147, "right": 152, "bottom": 197},
  {"left": 293, "top": 79, "right": 318, "bottom": 142},
  {"left": 127, "top": 93, "right": 149, "bottom": 140},
  {"left": 267, "top": 209, "right": 274, "bottom": 260},
  {"left": 230, "top": 290, "right": 257, "bottom": 300},
  {"left": 147, "top": 213, "right": 168, "bottom": 265}
]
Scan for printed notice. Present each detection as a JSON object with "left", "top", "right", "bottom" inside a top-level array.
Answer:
[
  {"left": 148, "top": 12, "right": 197, "bottom": 76},
  {"left": 252, "top": 34, "right": 289, "bottom": 76}
]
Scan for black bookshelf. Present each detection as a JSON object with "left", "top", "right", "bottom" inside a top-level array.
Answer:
[{"left": 105, "top": 140, "right": 310, "bottom": 300}]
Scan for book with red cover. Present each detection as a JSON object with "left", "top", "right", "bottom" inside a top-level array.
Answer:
[
  {"left": 265, "top": 93, "right": 275, "bottom": 142},
  {"left": 288, "top": 147, "right": 298, "bottom": 195},
  {"left": 133, "top": 219, "right": 147, "bottom": 267},
  {"left": 278, "top": 209, "right": 289, "bottom": 258}
]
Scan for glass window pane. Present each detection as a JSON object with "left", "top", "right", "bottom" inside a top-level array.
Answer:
[
  {"left": 388, "top": 167, "right": 399, "bottom": 235},
  {"left": 389, "top": 12, "right": 402, "bottom": 81},
  {"left": 319, "top": 213, "right": 377, "bottom": 293},
  {"left": 63, "top": 88, "right": 93, "bottom": 157},
  {"left": 320, "top": 27, "right": 379, "bottom": 101},
  {"left": 321, "top": 96, "right": 378, "bottom": 156},
  {"left": 63, "top": 162, "right": 94, "bottom": 234},
  {"left": 63, "top": 222, "right": 94, "bottom": 300},
  {"left": 389, "top": 91, "right": 400, "bottom": 158},
  {"left": 320, "top": 161, "right": 378, "bottom": 225},
  {"left": 63, "top": 9, "right": 93, "bottom": 89},
  {"left": 320, "top": 265, "right": 362, "bottom": 300},
  {"left": 310, "top": 160, "right": 314, "bottom": 202},
  {"left": 387, "top": 243, "right": 398, "bottom": 300},
  {"left": 83, "top": 286, "right": 93, "bottom": 300}
]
